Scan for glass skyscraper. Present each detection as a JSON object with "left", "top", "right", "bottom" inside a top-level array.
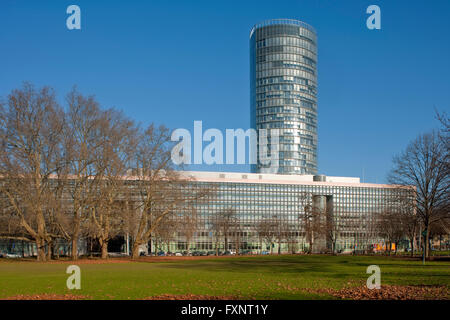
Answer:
[{"left": 250, "top": 19, "right": 318, "bottom": 175}]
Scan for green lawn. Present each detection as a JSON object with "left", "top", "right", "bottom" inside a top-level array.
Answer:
[{"left": 0, "top": 255, "right": 448, "bottom": 299}]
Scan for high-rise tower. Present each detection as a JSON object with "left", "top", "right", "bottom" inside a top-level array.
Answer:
[{"left": 250, "top": 19, "right": 318, "bottom": 175}]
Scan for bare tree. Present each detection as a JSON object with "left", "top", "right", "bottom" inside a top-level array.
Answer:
[
  {"left": 178, "top": 206, "right": 198, "bottom": 255},
  {"left": 375, "top": 206, "right": 405, "bottom": 255},
  {"left": 0, "top": 195, "right": 31, "bottom": 245},
  {"left": 89, "top": 109, "right": 137, "bottom": 258},
  {"left": 255, "top": 217, "right": 277, "bottom": 254},
  {"left": 434, "top": 110, "right": 450, "bottom": 251},
  {"left": 129, "top": 124, "right": 211, "bottom": 259},
  {"left": 396, "top": 189, "right": 419, "bottom": 256},
  {"left": 430, "top": 216, "right": 450, "bottom": 251},
  {"left": 272, "top": 216, "right": 285, "bottom": 255},
  {"left": 435, "top": 110, "right": 449, "bottom": 139},
  {"left": 0, "top": 83, "right": 66, "bottom": 261},
  {"left": 388, "top": 131, "right": 449, "bottom": 258},
  {"left": 211, "top": 208, "right": 237, "bottom": 254},
  {"left": 44, "top": 179, "right": 71, "bottom": 259},
  {"left": 231, "top": 217, "right": 243, "bottom": 255},
  {"left": 298, "top": 194, "right": 326, "bottom": 254},
  {"left": 275, "top": 219, "right": 301, "bottom": 255},
  {"left": 282, "top": 221, "right": 299, "bottom": 254},
  {"left": 63, "top": 88, "right": 110, "bottom": 260},
  {"left": 153, "top": 215, "right": 179, "bottom": 253},
  {"left": 375, "top": 210, "right": 393, "bottom": 255}
]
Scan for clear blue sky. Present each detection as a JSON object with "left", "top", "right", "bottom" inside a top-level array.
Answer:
[{"left": 1, "top": 0, "right": 449, "bottom": 183}]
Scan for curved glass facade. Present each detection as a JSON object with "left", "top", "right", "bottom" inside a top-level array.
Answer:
[{"left": 250, "top": 19, "right": 318, "bottom": 175}]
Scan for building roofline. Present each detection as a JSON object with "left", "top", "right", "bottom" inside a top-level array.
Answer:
[
  {"left": 177, "top": 170, "right": 415, "bottom": 189},
  {"left": 6, "top": 171, "right": 414, "bottom": 190},
  {"left": 250, "top": 18, "right": 316, "bottom": 39}
]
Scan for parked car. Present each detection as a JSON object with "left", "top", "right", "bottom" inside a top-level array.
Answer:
[
  {"left": 109, "top": 252, "right": 128, "bottom": 257},
  {"left": 175, "top": 252, "right": 182, "bottom": 256},
  {"left": 261, "top": 251, "right": 269, "bottom": 255},
  {"left": 207, "top": 251, "right": 216, "bottom": 256},
  {"left": 6, "top": 253, "right": 22, "bottom": 258},
  {"left": 157, "top": 251, "right": 165, "bottom": 256}
]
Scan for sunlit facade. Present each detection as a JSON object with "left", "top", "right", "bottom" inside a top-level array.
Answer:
[
  {"left": 0, "top": 171, "right": 414, "bottom": 256},
  {"left": 155, "top": 171, "right": 412, "bottom": 254},
  {"left": 250, "top": 19, "right": 318, "bottom": 175}
]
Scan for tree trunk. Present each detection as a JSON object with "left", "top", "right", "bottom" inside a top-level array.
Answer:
[
  {"left": 36, "top": 238, "right": 46, "bottom": 262},
  {"left": 131, "top": 242, "right": 141, "bottom": 259},
  {"left": 101, "top": 239, "right": 108, "bottom": 259},
  {"left": 425, "top": 229, "right": 430, "bottom": 259},
  {"left": 35, "top": 208, "right": 47, "bottom": 261},
  {"left": 54, "top": 242, "right": 60, "bottom": 259},
  {"left": 89, "top": 238, "right": 93, "bottom": 258},
  {"left": 418, "top": 228, "right": 422, "bottom": 253},
  {"left": 410, "top": 238, "right": 414, "bottom": 257},
  {"left": 46, "top": 241, "right": 52, "bottom": 261},
  {"left": 71, "top": 238, "right": 78, "bottom": 260},
  {"left": 309, "top": 230, "right": 314, "bottom": 254},
  {"left": 148, "top": 236, "right": 152, "bottom": 256}
]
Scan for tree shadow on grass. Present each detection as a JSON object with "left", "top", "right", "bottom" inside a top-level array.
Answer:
[
  {"left": 156, "top": 256, "right": 450, "bottom": 286},
  {"left": 160, "top": 259, "right": 338, "bottom": 275}
]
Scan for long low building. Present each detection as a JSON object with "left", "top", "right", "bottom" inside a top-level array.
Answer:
[
  {"left": 142, "top": 170, "right": 414, "bottom": 255},
  {"left": 0, "top": 170, "right": 414, "bottom": 257}
]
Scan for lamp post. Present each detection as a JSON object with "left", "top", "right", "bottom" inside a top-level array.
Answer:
[{"left": 422, "top": 229, "right": 427, "bottom": 265}]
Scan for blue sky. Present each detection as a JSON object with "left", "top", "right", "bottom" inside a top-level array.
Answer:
[{"left": 1, "top": 0, "right": 449, "bottom": 182}]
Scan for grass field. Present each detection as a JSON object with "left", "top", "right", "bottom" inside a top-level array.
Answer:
[{"left": 0, "top": 255, "right": 448, "bottom": 300}]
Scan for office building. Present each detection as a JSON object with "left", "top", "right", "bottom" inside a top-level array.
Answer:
[{"left": 250, "top": 19, "right": 318, "bottom": 175}]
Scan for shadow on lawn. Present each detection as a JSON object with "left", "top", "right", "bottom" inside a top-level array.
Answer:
[
  {"left": 160, "top": 258, "right": 345, "bottom": 275},
  {"left": 156, "top": 255, "right": 450, "bottom": 284}
]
